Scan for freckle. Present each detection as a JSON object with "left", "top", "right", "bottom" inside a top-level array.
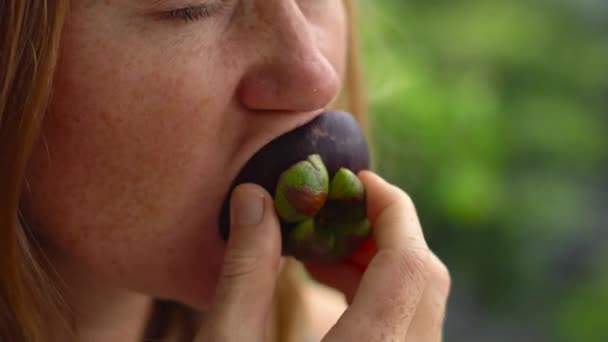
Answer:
[
  {"left": 111, "top": 258, "right": 127, "bottom": 277},
  {"left": 165, "top": 265, "right": 177, "bottom": 278},
  {"left": 101, "top": 229, "right": 117, "bottom": 243},
  {"left": 65, "top": 238, "right": 77, "bottom": 249},
  {"left": 82, "top": 0, "right": 95, "bottom": 9},
  {"left": 99, "top": 111, "right": 113, "bottom": 128}
]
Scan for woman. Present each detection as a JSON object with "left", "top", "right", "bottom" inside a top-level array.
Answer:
[{"left": 0, "top": 1, "right": 450, "bottom": 341}]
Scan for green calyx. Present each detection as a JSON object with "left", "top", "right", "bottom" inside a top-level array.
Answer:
[
  {"left": 274, "top": 154, "right": 329, "bottom": 223},
  {"left": 328, "top": 168, "right": 365, "bottom": 203},
  {"left": 274, "top": 154, "right": 371, "bottom": 262}
]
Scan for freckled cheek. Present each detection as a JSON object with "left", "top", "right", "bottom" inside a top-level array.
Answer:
[
  {"left": 42, "top": 214, "right": 225, "bottom": 306},
  {"left": 29, "top": 57, "right": 232, "bottom": 290}
]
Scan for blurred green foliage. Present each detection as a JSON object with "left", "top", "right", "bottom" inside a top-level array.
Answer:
[{"left": 358, "top": 0, "right": 608, "bottom": 341}]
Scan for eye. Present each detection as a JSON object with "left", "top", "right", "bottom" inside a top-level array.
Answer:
[{"left": 166, "top": 3, "right": 226, "bottom": 22}]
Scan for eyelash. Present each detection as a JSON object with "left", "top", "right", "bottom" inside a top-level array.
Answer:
[{"left": 167, "top": 3, "right": 226, "bottom": 22}]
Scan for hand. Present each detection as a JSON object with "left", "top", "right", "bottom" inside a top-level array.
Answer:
[
  {"left": 195, "top": 171, "right": 450, "bottom": 341},
  {"left": 304, "top": 171, "right": 451, "bottom": 341}
]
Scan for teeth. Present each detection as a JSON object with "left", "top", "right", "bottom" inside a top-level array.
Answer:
[{"left": 274, "top": 154, "right": 372, "bottom": 263}]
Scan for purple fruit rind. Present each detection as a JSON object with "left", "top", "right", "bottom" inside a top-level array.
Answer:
[{"left": 218, "top": 111, "right": 371, "bottom": 259}]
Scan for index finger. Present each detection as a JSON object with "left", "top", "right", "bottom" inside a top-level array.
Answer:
[
  {"left": 325, "top": 171, "right": 430, "bottom": 341},
  {"left": 362, "top": 171, "right": 428, "bottom": 252}
]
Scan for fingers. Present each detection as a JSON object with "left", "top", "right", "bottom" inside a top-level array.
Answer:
[
  {"left": 405, "top": 252, "right": 451, "bottom": 342},
  {"left": 360, "top": 171, "right": 428, "bottom": 252},
  {"left": 196, "top": 184, "right": 282, "bottom": 341},
  {"left": 324, "top": 171, "right": 432, "bottom": 341}
]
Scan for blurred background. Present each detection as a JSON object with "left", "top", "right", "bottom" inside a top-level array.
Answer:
[{"left": 356, "top": 0, "right": 608, "bottom": 341}]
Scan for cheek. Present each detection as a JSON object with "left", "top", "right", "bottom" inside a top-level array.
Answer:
[{"left": 24, "top": 19, "right": 238, "bottom": 308}]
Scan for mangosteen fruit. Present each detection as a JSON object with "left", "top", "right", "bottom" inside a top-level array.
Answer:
[{"left": 219, "top": 111, "right": 371, "bottom": 263}]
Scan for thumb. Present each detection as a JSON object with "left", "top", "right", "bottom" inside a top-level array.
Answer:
[{"left": 205, "top": 184, "right": 282, "bottom": 338}]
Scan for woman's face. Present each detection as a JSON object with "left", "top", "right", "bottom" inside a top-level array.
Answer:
[{"left": 24, "top": 0, "right": 346, "bottom": 309}]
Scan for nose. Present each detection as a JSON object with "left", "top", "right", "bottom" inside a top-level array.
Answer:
[{"left": 236, "top": 3, "right": 341, "bottom": 113}]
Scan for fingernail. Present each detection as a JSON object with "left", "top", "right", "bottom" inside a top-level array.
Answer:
[{"left": 231, "top": 186, "right": 265, "bottom": 226}]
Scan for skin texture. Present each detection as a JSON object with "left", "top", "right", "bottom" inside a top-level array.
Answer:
[
  {"left": 195, "top": 172, "right": 451, "bottom": 342},
  {"left": 24, "top": 0, "right": 345, "bottom": 312},
  {"left": 20, "top": 1, "right": 450, "bottom": 341}
]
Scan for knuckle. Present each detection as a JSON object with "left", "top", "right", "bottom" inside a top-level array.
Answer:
[
  {"left": 380, "top": 247, "right": 431, "bottom": 292},
  {"left": 399, "top": 248, "right": 431, "bottom": 286},
  {"left": 360, "top": 249, "right": 432, "bottom": 337},
  {"left": 431, "top": 254, "right": 452, "bottom": 298},
  {"left": 221, "top": 251, "right": 264, "bottom": 280},
  {"left": 396, "top": 187, "right": 416, "bottom": 213}
]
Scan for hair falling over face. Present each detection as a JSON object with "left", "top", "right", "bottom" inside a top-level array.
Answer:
[
  {"left": 0, "top": 1, "right": 367, "bottom": 341},
  {"left": 1, "top": 0, "right": 72, "bottom": 341}
]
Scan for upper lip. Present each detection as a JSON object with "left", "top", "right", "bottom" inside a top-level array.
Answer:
[{"left": 227, "top": 108, "right": 326, "bottom": 184}]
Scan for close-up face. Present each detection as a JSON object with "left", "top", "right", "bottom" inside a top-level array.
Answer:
[{"left": 23, "top": 0, "right": 347, "bottom": 310}]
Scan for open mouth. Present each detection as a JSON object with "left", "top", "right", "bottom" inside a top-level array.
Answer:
[{"left": 217, "top": 110, "right": 371, "bottom": 263}]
